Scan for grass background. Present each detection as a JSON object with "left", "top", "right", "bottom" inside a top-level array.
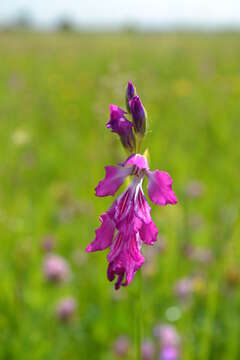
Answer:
[{"left": 0, "top": 31, "right": 239, "bottom": 359}]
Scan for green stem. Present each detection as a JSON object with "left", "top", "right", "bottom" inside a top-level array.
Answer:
[
  {"left": 135, "top": 135, "right": 143, "bottom": 154},
  {"left": 136, "top": 268, "right": 142, "bottom": 360}
]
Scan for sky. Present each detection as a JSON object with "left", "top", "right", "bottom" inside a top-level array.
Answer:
[{"left": 1, "top": 0, "right": 240, "bottom": 28}]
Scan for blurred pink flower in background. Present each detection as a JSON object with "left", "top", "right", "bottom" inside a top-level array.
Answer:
[
  {"left": 154, "top": 324, "right": 180, "bottom": 360},
  {"left": 56, "top": 297, "right": 77, "bottom": 322},
  {"left": 153, "top": 324, "right": 180, "bottom": 348},
  {"left": 191, "top": 247, "right": 213, "bottom": 264},
  {"left": 183, "top": 244, "right": 213, "bottom": 265},
  {"left": 141, "top": 340, "right": 155, "bottom": 360},
  {"left": 188, "top": 214, "right": 204, "bottom": 230},
  {"left": 113, "top": 335, "right": 130, "bottom": 358},
  {"left": 43, "top": 254, "right": 71, "bottom": 283},
  {"left": 185, "top": 180, "right": 205, "bottom": 199},
  {"left": 160, "top": 346, "right": 179, "bottom": 360},
  {"left": 41, "top": 235, "right": 55, "bottom": 253},
  {"left": 174, "top": 277, "right": 194, "bottom": 301}
]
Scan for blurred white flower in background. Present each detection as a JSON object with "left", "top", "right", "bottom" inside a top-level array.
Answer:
[{"left": 11, "top": 128, "right": 31, "bottom": 146}]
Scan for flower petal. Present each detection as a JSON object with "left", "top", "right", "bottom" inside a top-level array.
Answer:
[
  {"left": 107, "top": 262, "right": 125, "bottom": 290},
  {"left": 107, "top": 104, "right": 131, "bottom": 134},
  {"left": 124, "top": 233, "right": 144, "bottom": 286},
  {"left": 124, "top": 153, "right": 149, "bottom": 170},
  {"left": 107, "top": 232, "right": 123, "bottom": 262},
  {"left": 134, "top": 186, "right": 152, "bottom": 224},
  {"left": 139, "top": 220, "right": 158, "bottom": 245},
  {"left": 95, "top": 166, "right": 131, "bottom": 197},
  {"left": 113, "top": 187, "right": 133, "bottom": 224},
  {"left": 147, "top": 170, "right": 178, "bottom": 206},
  {"left": 108, "top": 104, "right": 126, "bottom": 120},
  {"left": 117, "top": 210, "right": 142, "bottom": 233},
  {"left": 107, "top": 232, "right": 144, "bottom": 289},
  {"left": 85, "top": 213, "right": 115, "bottom": 252}
]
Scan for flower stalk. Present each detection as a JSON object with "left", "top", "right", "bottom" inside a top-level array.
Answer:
[
  {"left": 135, "top": 133, "right": 143, "bottom": 154},
  {"left": 136, "top": 268, "right": 142, "bottom": 360}
]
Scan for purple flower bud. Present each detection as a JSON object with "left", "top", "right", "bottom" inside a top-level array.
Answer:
[
  {"left": 129, "top": 95, "right": 147, "bottom": 137},
  {"left": 113, "top": 336, "right": 130, "bottom": 357},
  {"left": 56, "top": 297, "right": 77, "bottom": 322},
  {"left": 126, "top": 80, "right": 136, "bottom": 112},
  {"left": 142, "top": 340, "right": 155, "bottom": 360},
  {"left": 107, "top": 104, "right": 135, "bottom": 152},
  {"left": 43, "top": 254, "right": 71, "bottom": 283}
]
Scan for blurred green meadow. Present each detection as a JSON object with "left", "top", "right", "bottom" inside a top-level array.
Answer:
[{"left": 0, "top": 31, "right": 240, "bottom": 359}]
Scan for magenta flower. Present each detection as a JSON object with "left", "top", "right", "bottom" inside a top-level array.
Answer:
[
  {"left": 86, "top": 80, "right": 178, "bottom": 289},
  {"left": 86, "top": 153, "right": 177, "bottom": 289},
  {"left": 107, "top": 104, "right": 135, "bottom": 153}
]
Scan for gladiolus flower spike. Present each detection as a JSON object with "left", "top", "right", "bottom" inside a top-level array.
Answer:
[{"left": 86, "top": 81, "right": 178, "bottom": 289}]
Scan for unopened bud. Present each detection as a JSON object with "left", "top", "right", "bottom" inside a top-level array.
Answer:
[
  {"left": 126, "top": 80, "right": 136, "bottom": 112},
  {"left": 129, "top": 95, "right": 147, "bottom": 137}
]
